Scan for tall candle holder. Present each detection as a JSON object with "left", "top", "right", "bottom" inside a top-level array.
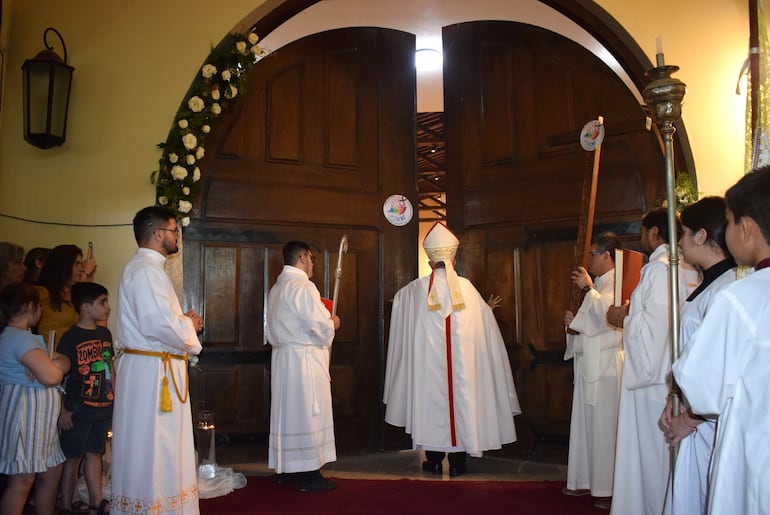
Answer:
[
  {"left": 196, "top": 409, "right": 217, "bottom": 479},
  {"left": 642, "top": 52, "right": 686, "bottom": 463}
]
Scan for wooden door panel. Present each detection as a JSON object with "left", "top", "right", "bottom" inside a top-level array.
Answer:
[
  {"left": 213, "top": 30, "right": 379, "bottom": 192},
  {"left": 185, "top": 27, "right": 417, "bottom": 454},
  {"left": 187, "top": 226, "right": 380, "bottom": 449},
  {"left": 443, "top": 21, "right": 666, "bottom": 455}
]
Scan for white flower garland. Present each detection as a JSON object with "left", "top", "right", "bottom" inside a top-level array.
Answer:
[{"left": 152, "top": 32, "right": 268, "bottom": 226}]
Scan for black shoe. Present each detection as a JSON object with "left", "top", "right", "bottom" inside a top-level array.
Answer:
[
  {"left": 273, "top": 473, "right": 296, "bottom": 486},
  {"left": 421, "top": 461, "right": 442, "bottom": 475},
  {"left": 296, "top": 471, "right": 338, "bottom": 493},
  {"left": 449, "top": 463, "right": 468, "bottom": 477}
]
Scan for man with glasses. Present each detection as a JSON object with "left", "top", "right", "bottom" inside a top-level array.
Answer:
[
  {"left": 112, "top": 206, "right": 204, "bottom": 514},
  {"left": 562, "top": 232, "right": 624, "bottom": 510},
  {"left": 266, "top": 240, "right": 341, "bottom": 492}
]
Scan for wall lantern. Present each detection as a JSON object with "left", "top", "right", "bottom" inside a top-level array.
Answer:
[{"left": 22, "top": 27, "right": 74, "bottom": 149}]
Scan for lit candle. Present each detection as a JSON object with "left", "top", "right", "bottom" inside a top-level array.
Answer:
[{"left": 656, "top": 36, "right": 665, "bottom": 67}]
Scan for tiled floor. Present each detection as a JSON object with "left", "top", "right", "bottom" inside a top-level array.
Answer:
[{"left": 222, "top": 448, "right": 567, "bottom": 483}]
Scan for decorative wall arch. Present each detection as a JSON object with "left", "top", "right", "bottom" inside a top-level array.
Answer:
[{"left": 155, "top": 1, "right": 697, "bottom": 217}]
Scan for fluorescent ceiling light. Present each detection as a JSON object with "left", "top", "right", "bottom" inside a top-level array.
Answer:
[{"left": 415, "top": 48, "right": 442, "bottom": 71}]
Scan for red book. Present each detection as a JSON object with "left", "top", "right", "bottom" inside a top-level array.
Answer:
[
  {"left": 614, "top": 249, "right": 644, "bottom": 307},
  {"left": 321, "top": 297, "right": 333, "bottom": 315}
]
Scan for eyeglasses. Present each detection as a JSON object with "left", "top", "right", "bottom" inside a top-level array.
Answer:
[
  {"left": 589, "top": 250, "right": 605, "bottom": 256},
  {"left": 304, "top": 252, "right": 315, "bottom": 263},
  {"left": 158, "top": 227, "right": 180, "bottom": 235}
]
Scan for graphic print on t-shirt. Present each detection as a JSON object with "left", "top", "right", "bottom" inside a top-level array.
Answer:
[{"left": 75, "top": 338, "right": 113, "bottom": 403}]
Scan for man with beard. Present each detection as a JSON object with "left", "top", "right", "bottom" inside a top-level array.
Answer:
[
  {"left": 111, "top": 206, "right": 204, "bottom": 515},
  {"left": 606, "top": 208, "right": 697, "bottom": 515}
]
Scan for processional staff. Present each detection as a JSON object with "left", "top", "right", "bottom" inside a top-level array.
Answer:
[
  {"left": 332, "top": 235, "right": 348, "bottom": 318},
  {"left": 641, "top": 38, "right": 686, "bottom": 463},
  {"left": 566, "top": 116, "right": 605, "bottom": 334}
]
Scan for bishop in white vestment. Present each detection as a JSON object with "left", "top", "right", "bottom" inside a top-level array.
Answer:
[{"left": 384, "top": 222, "right": 520, "bottom": 473}]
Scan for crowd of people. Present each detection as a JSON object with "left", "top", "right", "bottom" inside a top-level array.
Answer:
[
  {"left": 0, "top": 206, "right": 203, "bottom": 515},
  {"left": 1, "top": 166, "right": 769, "bottom": 515},
  {"left": 0, "top": 241, "right": 109, "bottom": 515},
  {"left": 561, "top": 167, "right": 770, "bottom": 514}
]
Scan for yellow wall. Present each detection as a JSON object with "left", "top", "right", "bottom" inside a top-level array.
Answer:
[
  {"left": 596, "top": 0, "right": 750, "bottom": 196},
  {"left": 0, "top": 0, "right": 760, "bottom": 303},
  {"left": 0, "top": 0, "right": 264, "bottom": 303}
]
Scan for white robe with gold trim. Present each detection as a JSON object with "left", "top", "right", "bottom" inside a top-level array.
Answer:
[{"left": 113, "top": 248, "right": 202, "bottom": 515}]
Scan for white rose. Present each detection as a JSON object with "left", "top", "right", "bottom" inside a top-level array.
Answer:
[
  {"left": 171, "top": 165, "right": 188, "bottom": 181},
  {"left": 178, "top": 119, "right": 188, "bottom": 129},
  {"left": 211, "top": 88, "right": 221, "bottom": 101},
  {"left": 196, "top": 147, "right": 205, "bottom": 159},
  {"left": 251, "top": 45, "right": 263, "bottom": 55},
  {"left": 188, "top": 96, "right": 205, "bottom": 113},
  {"left": 158, "top": 196, "right": 168, "bottom": 206},
  {"left": 201, "top": 64, "right": 217, "bottom": 79},
  {"left": 236, "top": 41, "right": 247, "bottom": 54},
  {"left": 248, "top": 33, "right": 259, "bottom": 45},
  {"left": 193, "top": 167, "right": 201, "bottom": 182},
  {"left": 182, "top": 133, "right": 197, "bottom": 150},
  {"left": 186, "top": 154, "right": 196, "bottom": 165},
  {"left": 168, "top": 153, "right": 178, "bottom": 164},
  {"left": 182, "top": 187, "right": 190, "bottom": 195},
  {"left": 229, "top": 85, "right": 238, "bottom": 98},
  {"left": 179, "top": 200, "right": 193, "bottom": 213},
  {"left": 221, "top": 69, "right": 231, "bottom": 81},
  {"left": 211, "top": 103, "right": 222, "bottom": 115},
  {"left": 202, "top": 125, "right": 211, "bottom": 134},
  {"left": 181, "top": 216, "right": 191, "bottom": 227}
]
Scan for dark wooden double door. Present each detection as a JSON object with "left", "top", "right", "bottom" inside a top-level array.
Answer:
[{"left": 185, "top": 22, "right": 668, "bottom": 455}]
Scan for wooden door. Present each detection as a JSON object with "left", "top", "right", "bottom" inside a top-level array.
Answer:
[
  {"left": 443, "top": 21, "right": 666, "bottom": 455},
  {"left": 183, "top": 27, "right": 418, "bottom": 453}
]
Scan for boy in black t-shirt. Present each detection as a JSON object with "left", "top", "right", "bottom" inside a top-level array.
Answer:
[{"left": 56, "top": 282, "right": 114, "bottom": 515}]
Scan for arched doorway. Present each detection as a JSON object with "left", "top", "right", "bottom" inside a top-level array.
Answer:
[{"left": 183, "top": 1, "right": 694, "bottom": 457}]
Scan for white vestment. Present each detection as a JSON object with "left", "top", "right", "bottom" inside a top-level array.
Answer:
[
  {"left": 266, "top": 265, "right": 336, "bottom": 473},
  {"left": 663, "top": 262, "right": 736, "bottom": 515},
  {"left": 673, "top": 267, "right": 770, "bottom": 515},
  {"left": 565, "top": 269, "right": 624, "bottom": 497},
  {"left": 112, "top": 248, "right": 202, "bottom": 515},
  {"left": 611, "top": 244, "right": 694, "bottom": 515},
  {"left": 383, "top": 270, "right": 521, "bottom": 457}
]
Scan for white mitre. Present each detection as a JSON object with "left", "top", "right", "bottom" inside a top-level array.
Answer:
[{"left": 423, "top": 222, "right": 465, "bottom": 312}]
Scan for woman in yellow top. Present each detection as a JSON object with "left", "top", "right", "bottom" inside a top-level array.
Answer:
[{"left": 34, "top": 244, "right": 96, "bottom": 345}]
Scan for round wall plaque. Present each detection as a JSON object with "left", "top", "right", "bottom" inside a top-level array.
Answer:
[{"left": 383, "top": 195, "right": 413, "bottom": 226}]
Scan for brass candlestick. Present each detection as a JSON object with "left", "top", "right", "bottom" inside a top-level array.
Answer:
[{"left": 642, "top": 53, "right": 686, "bottom": 464}]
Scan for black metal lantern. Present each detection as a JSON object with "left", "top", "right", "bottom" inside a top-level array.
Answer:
[{"left": 22, "top": 28, "right": 74, "bottom": 149}]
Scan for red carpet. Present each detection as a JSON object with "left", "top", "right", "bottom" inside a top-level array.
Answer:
[{"left": 200, "top": 476, "right": 606, "bottom": 514}]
